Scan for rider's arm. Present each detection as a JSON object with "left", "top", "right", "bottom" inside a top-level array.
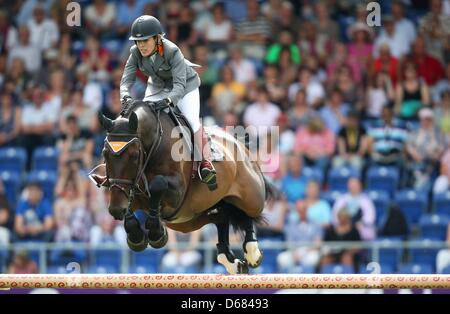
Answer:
[
  {"left": 120, "top": 46, "right": 138, "bottom": 100},
  {"left": 168, "top": 48, "right": 187, "bottom": 105}
]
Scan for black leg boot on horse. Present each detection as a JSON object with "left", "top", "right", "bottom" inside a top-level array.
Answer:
[
  {"left": 124, "top": 212, "right": 148, "bottom": 252},
  {"left": 195, "top": 127, "right": 217, "bottom": 191},
  {"left": 215, "top": 210, "right": 249, "bottom": 275},
  {"left": 145, "top": 175, "right": 169, "bottom": 248}
]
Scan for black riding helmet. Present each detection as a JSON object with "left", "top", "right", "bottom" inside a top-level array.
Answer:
[{"left": 129, "top": 15, "right": 164, "bottom": 41}]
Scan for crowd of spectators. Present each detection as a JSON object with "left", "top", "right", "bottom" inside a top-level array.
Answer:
[{"left": 0, "top": 0, "right": 449, "bottom": 274}]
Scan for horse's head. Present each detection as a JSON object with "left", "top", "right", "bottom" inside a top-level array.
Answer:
[{"left": 98, "top": 111, "right": 142, "bottom": 220}]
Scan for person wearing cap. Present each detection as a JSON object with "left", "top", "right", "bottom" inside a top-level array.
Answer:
[
  {"left": 120, "top": 15, "right": 216, "bottom": 186},
  {"left": 406, "top": 107, "right": 446, "bottom": 189}
]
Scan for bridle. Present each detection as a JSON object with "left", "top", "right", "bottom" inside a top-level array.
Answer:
[{"left": 89, "top": 103, "right": 165, "bottom": 215}]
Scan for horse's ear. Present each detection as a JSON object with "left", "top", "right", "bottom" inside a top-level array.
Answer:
[
  {"left": 129, "top": 111, "right": 138, "bottom": 134},
  {"left": 98, "top": 112, "right": 114, "bottom": 132}
]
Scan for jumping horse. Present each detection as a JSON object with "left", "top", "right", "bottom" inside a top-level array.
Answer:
[{"left": 91, "top": 101, "right": 276, "bottom": 274}]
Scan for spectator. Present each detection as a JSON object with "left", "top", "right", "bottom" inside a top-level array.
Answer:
[
  {"left": 391, "top": 0, "right": 417, "bottom": 49},
  {"left": 333, "top": 111, "right": 369, "bottom": 170},
  {"left": 280, "top": 154, "right": 308, "bottom": 204},
  {"left": 14, "top": 182, "right": 54, "bottom": 242},
  {"left": 278, "top": 46, "right": 300, "bottom": 86},
  {"left": 298, "top": 20, "right": 332, "bottom": 65},
  {"left": 0, "top": 180, "right": 11, "bottom": 246},
  {"left": 294, "top": 115, "right": 335, "bottom": 170},
  {"left": 395, "top": 62, "right": 430, "bottom": 121},
  {"left": 84, "top": 0, "right": 117, "bottom": 40},
  {"left": 270, "top": 1, "right": 301, "bottom": 36},
  {"left": 436, "top": 222, "right": 450, "bottom": 273},
  {"left": 5, "top": 58, "right": 30, "bottom": 95},
  {"left": 203, "top": 2, "right": 233, "bottom": 50},
  {"left": 419, "top": 0, "right": 450, "bottom": 64},
  {"left": 7, "top": 25, "right": 41, "bottom": 73},
  {"left": 346, "top": 22, "right": 374, "bottom": 84},
  {"left": 236, "top": 0, "right": 271, "bottom": 59},
  {"left": 287, "top": 89, "right": 315, "bottom": 131},
  {"left": 210, "top": 65, "right": 246, "bottom": 118},
  {"left": 7, "top": 250, "right": 38, "bottom": 274},
  {"left": 0, "top": 10, "right": 17, "bottom": 53},
  {"left": 406, "top": 108, "right": 446, "bottom": 189},
  {"left": 256, "top": 196, "right": 288, "bottom": 238},
  {"left": 115, "top": 0, "right": 146, "bottom": 39},
  {"left": 74, "top": 63, "right": 103, "bottom": 112},
  {"left": 435, "top": 90, "right": 450, "bottom": 136},
  {"left": 265, "top": 29, "right": 300, "bottom": 66},
  {"left": 433, "top": 63, "right": 450, "bottom": 104},
  {"left": 58, "top": 114, "right": 94, "bottom": 171},
  {"left": 54, "top": 162, "right": 91, "bottom": 243},
  {"left": 60, "top": 88, "right": 96, "bottom": 133},
  {"left": 263, "top": 64, "right": 287, "bottom": 106},
  {"left": 161, "top": 230, "right": 202, "bottom": 272},
  {"left": 193, "top": 44, "right": 219, "bottom": 88},
  {"left": 332, "top": 64, "right": 363, "bottom": 109},
  {"left": 277, "top": 198, "right": 322, "bottom": 270},
  {"left": 243, "top": 86, "right": 280, "bottom": 137},
  {"left": 314, "top": 0, "right": 340, "bottom": 42},
  {"left": 276, "top": 112, "right": 295, "bottom": 155},
  {"left": 327, "top": 43, "right": 360, "bottom": 84},
  {"left": 288, "top": 67, "right": 326, "bottom": 108},
  {"left": 433, "top": 148, "right": 450, "bottom": 194},
  {"left": 0, "top": 92, "right": 21, "bottom": 147},
  {"left": 366, "top": 71, "right": 395, "bottom": 119},
  {"left": 407, "top": 37, "right": 445, "bottom": 86},
  {"left": 320, "top": 88, "right": 350, "bottom": 134},
  {"left": 228, "top": 44, "right": 257, "bottom": 85},
  {"left": 332, "top": 178, "right": 376, "bottom": 241},
  {"left": 27, "top": 4, "right": 59, "bottom": 52},
  {"left": 80, "top": 36, "right": 111, "bottom": 80},
  {"left": 303, "top": 181, "right": 332, "bottom": 227},
  {"left": 371, "top": 44, "right": 401, "bottom": 88},
  {"left": 321, "top": 208, "right": 361, "bottom": 271},
  {"left": 374, "top": 15, "right": 410, "bottom": 60},
  {"left": 368, "top": 106, "right": 409, "bottom": 165},
  {"left": 90, "top": 211, "right": 126, "bottom": 246},
  {"left": 20, "top": 85, "right": 58, "bottom": 162}
]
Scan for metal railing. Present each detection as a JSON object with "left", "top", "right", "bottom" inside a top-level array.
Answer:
[{"left": 0, "top": 240, "right": 448, "bottom": 274}]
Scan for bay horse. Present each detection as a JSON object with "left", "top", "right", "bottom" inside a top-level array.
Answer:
[{"left": 92, "top": 101, "right": 275, "bottom": 274}]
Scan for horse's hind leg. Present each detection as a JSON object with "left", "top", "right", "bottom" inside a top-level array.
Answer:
[
  {"left": 215, "top": 212, "right": 249, "bottom": 274},
  {"left": 241, "top": 216, "right": 263, "bottom": 268}
]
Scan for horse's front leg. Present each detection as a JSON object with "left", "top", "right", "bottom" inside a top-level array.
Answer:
[{"left": 146, "top": 175, "right": 169, "bottom": 249}]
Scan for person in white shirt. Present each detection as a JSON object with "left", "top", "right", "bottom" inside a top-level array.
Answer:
[
  {"left": 391, "top": 1, "right": 417, "bottom": 48},
  {"left": 204, "top": 3, "right": 233, "bottom": 45},
  {"left": 243, "top": 86, "right": 281, "bottom": 137},
  {"left": 228, "top": 45, "right": 257, "bottom": 84},
  {"left": 7, "top": 25, "right": 41, "bottom": 73},
  {"left": 84, "top": 0, "right": 116, "bottom": 39},
  {"left": 26, "top": 4, "right": 59, "bottom": 52},
  {"left": 374, "top": 15, "right": 410, "bottom": 59},
  {"left": 288, "top": 67, "right": 325, "bottom": 108}
]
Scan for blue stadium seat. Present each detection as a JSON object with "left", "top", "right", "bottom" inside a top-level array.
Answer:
[
  {"left": 366, "top": 190, "right": 391, "bottom": 226},
  {"left": 131, "top": 248, "right": 164, "bottom": 269},
  {"left": 85, "top": 265, "right": 119, "bottom": 274},
  {"left": 433, "top": 191, "right": 450, "bottom": 216},
  {"left": 27, "top": 170, "right": 58, "bottom": 202},
  {"left": 376, "top": 237, "right": 403, "bottom": 272},
  {"left": 418, "top": 214, "right": 449, "bottom": 240},
  {"left": 92, "top": 248, "right": 122, "bottom": 269},
  {"left": 359, "top": 263, "right": 394, "bottom": 274},
  {"left": 366, "top": 166, "right": 399, "bottom": 196},
  {"left": 0, "top": 147, "right": 27, "bottom": 173},
  {"left": 46, "top": 266, "right": 69, "bottom": 274},
  {"left": 328, "top": 167, "right": 361, "bottom": 192},
  {"left": 410, "top": 238, "right": 439, "bottom": 269},
  {"left": 129, "top": 265, "right": 157, "bottom": 274},
  {"left": 320, "top": 190, "right": 344, "bottom": 207},
  {"left": 320, "top": 264, "right": 355, "bottom": 274},
  {"left": 32, "top": 146, "right": 59, "bottom": 171},
  {"left": 398, "top": 263, "right": 433, "bottom": 274},
  {"left": 291, "top": 265, "right": 315, "bottom": 274},
  {"left": 0, "top": 170, "right": 22, "bottom": 208},
  {"left": 395, "top": 190, "right": 428, "bottom": 225},
  {"left": 302, "top": 167, "right": 324, "bottom": 185}
]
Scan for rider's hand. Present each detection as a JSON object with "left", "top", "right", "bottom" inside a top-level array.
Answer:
[
  {"left": 155, "top": 98, "right": 173, "bottom": 108},
  {"left": 121, "top": 95, "right": 133, "bottom": 107}
]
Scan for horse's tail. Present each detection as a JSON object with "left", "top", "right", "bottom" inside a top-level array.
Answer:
[
  {"left": 263, "top": 174, "right": 279, "bottom": 201},
  {"left": 227, "top": 204, "right": 266, "bottom": 234}
]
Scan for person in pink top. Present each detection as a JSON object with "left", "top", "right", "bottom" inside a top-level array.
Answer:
[
  {"left": 347, "top": 22, "right": 374, "bottom": 84},
  {"left": 294, "top": 115, "right": 335, "bottom": 170}
]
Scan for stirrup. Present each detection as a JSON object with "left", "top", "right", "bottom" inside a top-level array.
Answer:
[{"left": 198, "top": 160, "right": 217, "bottom": 191}]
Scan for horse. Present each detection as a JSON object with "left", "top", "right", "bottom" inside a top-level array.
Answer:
[{"left": 91, "top": 101, "right": 276, "bottom": 274}]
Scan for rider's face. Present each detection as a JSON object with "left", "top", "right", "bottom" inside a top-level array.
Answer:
[{"left": 136, "top": 37, "right": 156, "bottom": 57}]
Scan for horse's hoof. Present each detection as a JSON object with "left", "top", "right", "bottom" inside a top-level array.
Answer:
[
  {"left": 148, "top": 227, "right": 168, "bottom": 249},
  {"left": 127, "top": 235, "right": 148, "bottom": 252},
  {"left": 244, "top": 241, "right": 263, "bottom": 268}
]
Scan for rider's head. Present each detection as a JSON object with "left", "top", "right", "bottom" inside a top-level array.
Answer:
[{"left": 129, "top": 15, "right": 164, "bottom": 57}]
